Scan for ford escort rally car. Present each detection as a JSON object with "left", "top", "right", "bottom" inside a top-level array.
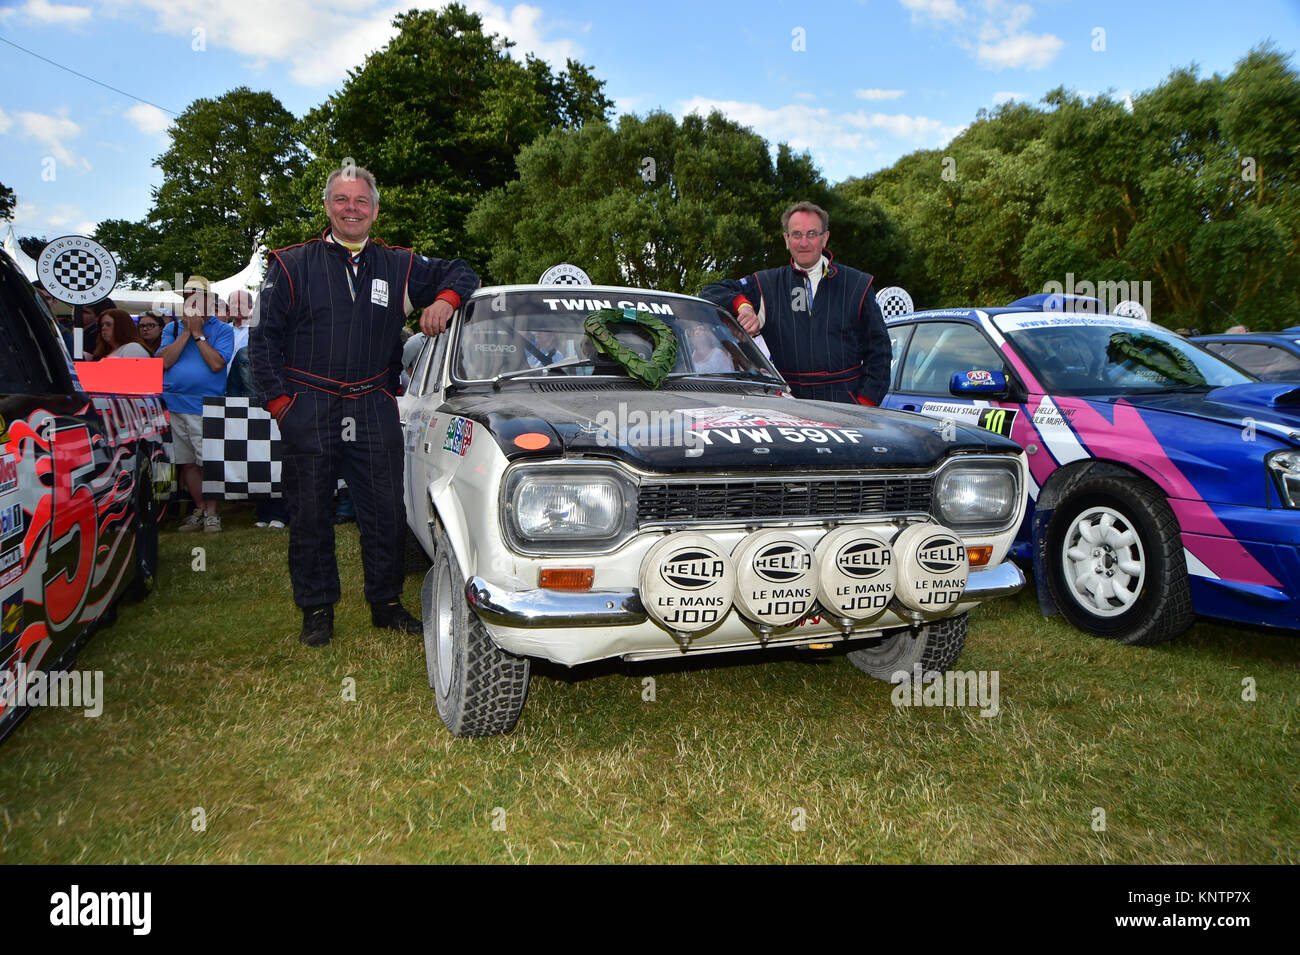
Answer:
[
  {"left": 399, "top": 285, "right": 1030, "bottom": 736},
  {"left": 0, "top": 249, "right": 166, "bottom": 741},
  {"left": 881, "top": 296, "right": 1300, "bottom": 645}
]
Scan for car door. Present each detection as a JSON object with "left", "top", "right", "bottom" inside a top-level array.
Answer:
[
  {"left": 881, "top": 319, "right": 1019, "bottom": 440},
  {"left": 400, "top": 328, "right": 450, "bottom": 556}
]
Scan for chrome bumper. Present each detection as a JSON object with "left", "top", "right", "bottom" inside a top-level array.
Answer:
[{"left": 465, "top": 561, "right": 1025, "bottom": 629}]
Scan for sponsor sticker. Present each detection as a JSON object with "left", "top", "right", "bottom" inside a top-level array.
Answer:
[
  {"left": 443, "top": 417, "right": 473, "bottom": 456},
  {"left": 0, "top": 455, "right": 16, "bottom": 495},
  {"left": 371, "top": 278, "right": 389, "bottom": 307},
  {"left": 0, "top": 545, "right": 22, "bottom": 588}
]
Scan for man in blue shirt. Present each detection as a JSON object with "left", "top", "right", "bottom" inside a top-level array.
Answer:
[{"left": 159, "top": 278, "right": 235, "bottom": 532}]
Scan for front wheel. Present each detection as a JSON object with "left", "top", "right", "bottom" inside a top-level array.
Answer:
[
  {"left": 1045, "top": 476, "right": 1192, "bottom": 645},
  {"left": 421, "top": 528, "right": 530, "bottom": 737},
  {"left": 846, "top": 613, "right": 968, "bottom": 682}
]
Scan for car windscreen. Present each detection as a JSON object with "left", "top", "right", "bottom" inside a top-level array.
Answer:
[
  {"left": 451, "top": 290, "right": 780, "bottom": 383},
  {"left": 996, "top": 316, "right": 1253, "bottom": 395}
]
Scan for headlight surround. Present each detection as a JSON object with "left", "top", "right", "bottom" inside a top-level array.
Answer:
[
  {"left": 503, "top": 466, "right": 638, "bottom": 551},
  {"left": 932, "top": 457, "right": 1022, "bottom": 533},
  {"left": 1267, "top": 449, "right": 1300, "bottom": 508}
]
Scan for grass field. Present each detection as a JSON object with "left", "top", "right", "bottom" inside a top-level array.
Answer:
[{"left": 1, "top": 506, "right": 1296, "bottom": 864}]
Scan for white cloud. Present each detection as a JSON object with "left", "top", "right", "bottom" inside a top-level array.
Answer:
[
  {"left": 0, "top": 107, "right": 12, "bottom": 135},
  {"left": 16, "top": 110, "right": 90, "bottom": 171},
  {"left": 992, "top": 90, "right": 1024, "bottom": 105},
  {"left": 855, "top": 89, "right": 906, "bottom": 102},
  {"left": 679, "top": 97, "right": 877, "bottom": 154},
  {"left": 976, "top": 32, "right": 1063, "bottom": 70},
  {"left": 902, "top": 0, "right": 1063, "bottom": 71},
  {"left": 846, "top": 111, "right": 954, "bottom": 140},
  {"left": 679, "top": 97, "right": 965, "bottom": 181},
  {"left": 900, "top": 0, "right": 967, "bottom": 24},
  {"left": 123, "top": 0, "right": 583, "bottom": 89},
  {"left": 124, "top": 103, "right": 172, "bottom": 136},
  {"left": 16, "top": 0, "right": 92, "bottom": 24}
]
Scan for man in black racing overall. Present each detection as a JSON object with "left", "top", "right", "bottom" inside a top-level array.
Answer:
[{"left": 251, "top": 164, "right": 478, "bottom": 646}]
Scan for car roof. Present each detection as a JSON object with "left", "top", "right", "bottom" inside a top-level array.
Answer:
[{"left": 1192, "top": 332, "right": 1300, "bottom": 346}]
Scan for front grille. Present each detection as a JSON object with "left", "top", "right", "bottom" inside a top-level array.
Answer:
[{"left": 637, "top": 476, "right": 933, "bottom": 524}]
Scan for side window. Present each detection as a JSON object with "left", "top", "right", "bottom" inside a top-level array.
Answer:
[
  {"left": 887, "top": 324, "right": 913, "bottom": 389},
  {"left": 1209, "top": 342, "right": 1300, "bottom": 382},
  {"left": 407, "top": 337, "right": 435, "bottom": 397},
  {"left": 422, "top": 326, "right": 450, "bottom": 394},
  {"left": 0, "top": 267, "right": 65, "bottom": 395},
  {"left": 898, "top": 322, "right": 1003, "bottom": 395}
]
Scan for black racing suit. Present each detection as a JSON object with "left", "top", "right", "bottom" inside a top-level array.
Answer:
[
  {"left": 699, "top": 253, "right": 891, "bottom": 405},
  {"left": 250, "top": 231, "right": 477, "bottom": 609}
]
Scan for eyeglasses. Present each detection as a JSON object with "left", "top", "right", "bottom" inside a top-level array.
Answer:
[
  {"left": 786, "top": 230, "right": 824, "bottom": 241},
  {"left": 137, "top": 323, "right": 160, "bottom": 330}
]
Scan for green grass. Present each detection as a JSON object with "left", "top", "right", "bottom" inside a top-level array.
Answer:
[{"left": 1, "top": 506, "right": 1297, "bottom": 863}]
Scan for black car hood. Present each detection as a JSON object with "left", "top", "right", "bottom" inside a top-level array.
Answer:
[{"left": 443, "top": 382, "right": 1019, "bottom": 471}]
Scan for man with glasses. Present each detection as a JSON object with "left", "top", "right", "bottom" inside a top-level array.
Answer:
[
  {"left": 250, "top": 164, "right": 477, "bottom": 648},
  {"left": 699, "top": 201, "right": 890, "bottom": 406}
]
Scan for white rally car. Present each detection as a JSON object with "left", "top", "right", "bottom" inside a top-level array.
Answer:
[{"left": 400, "top": 285, "right": 1029, "bottom": 736}]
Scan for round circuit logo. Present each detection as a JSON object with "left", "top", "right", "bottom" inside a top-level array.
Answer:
[{"left": 37, "top": 235, "right": 117, "bottom": 306}]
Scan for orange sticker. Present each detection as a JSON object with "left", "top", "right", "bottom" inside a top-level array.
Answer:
[{"left": 514, "top": 432, "right": 551, "bottom": 450}]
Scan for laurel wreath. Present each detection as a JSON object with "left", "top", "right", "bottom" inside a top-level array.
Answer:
[
  {"left": 1106, "top": 332, "right": 1203, "bottom": 385},
  {"left": 583, "top": 308, "right": 679, "bottom": 389}
]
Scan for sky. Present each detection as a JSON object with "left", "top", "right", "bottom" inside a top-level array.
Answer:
[{"left": 2, "top": 0, "right": 1298, "bottom": 245}]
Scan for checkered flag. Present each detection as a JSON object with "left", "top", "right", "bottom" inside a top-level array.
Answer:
[
  {"left": 52, "top": 250, "right": 103, "bottom": 292},
  {"left": 201, "top": 397, "right": 282, "bottom": 499},
  {"left": 875, "top": 286, "right": 914, "bottom": 318}
]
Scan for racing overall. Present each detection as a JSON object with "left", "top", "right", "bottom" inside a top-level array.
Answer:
[
  {"left": 700, "top": 253, "right": 891, "bottom": 405},
  {"left": 250, "top": 232, "right": 477, "bottom": 609}
]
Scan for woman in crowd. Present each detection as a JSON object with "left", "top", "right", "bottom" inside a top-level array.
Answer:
[
  {"left": 136, "top": 310, "right": 166, "bottom": 355},
  {"left": 92, "top": 308, "right": 151, "bottom": 359}
]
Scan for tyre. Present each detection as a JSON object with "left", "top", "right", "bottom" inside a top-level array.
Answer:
[
  {"left": 1045, "top": 476, "right": 1192, "bottom": 645},
  {"left": 127, "top": 451, "right": 159, "bottom": 602},
  {"left": 421, "top": 529, "right": 530, "bottom": 737},
  {"left": 846, "top": 613, "right": 967, "bottom": 682}
]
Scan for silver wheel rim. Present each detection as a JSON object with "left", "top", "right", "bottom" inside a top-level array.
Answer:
[
  {"left": 1062, "top": 505, "right": 1145, "bottom": 617},
  {"left": 435, "top": 560, "right": 455, "bottom": 697}
]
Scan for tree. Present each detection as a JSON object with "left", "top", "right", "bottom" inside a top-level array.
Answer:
[
  {"left": 0, "top": 181, "right": 14, "bottom": 222},
  {"left": 18, "top": 236, "right": 46, "bottom": 260},
  {"left": 840, "top": 47, "right": 1300, "bottom": 329},
  {"left": 466, "top": 110, "right": 832, "bottom": 292},
  {"left": 269, "top": 4, "right": 613, "bottom": 265},
  {"left": 102, "top": 88, "right": 307, "bottom": 287}
]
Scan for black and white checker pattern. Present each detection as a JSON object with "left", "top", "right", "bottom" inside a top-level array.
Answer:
[
  {"left": 52, "top": 250, "right": 103, "bottom": 291},
  {"left": 875, "top": 286, "right": 914, "bottom": 318},
  {"left": 201, "top": 397, "right": 282, "bottom": 499}
]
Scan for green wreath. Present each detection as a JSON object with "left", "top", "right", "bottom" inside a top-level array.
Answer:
[
  {"left": 1106, "top": 332, "right": 1204, "bottom": 386},
  {"left": 583, "top": 307, "right": 679, "bottom": 389}
]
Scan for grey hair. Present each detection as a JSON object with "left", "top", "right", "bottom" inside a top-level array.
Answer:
[
  {"left": 781, "top": 201, "right": 829, "bottom": 232},
  {"left": 322, "top": 164, "right": 380, "bottom": 205}
]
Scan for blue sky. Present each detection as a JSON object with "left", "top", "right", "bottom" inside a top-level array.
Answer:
[{"left": 2, "top": 0, "right": 1298, "bottom": 244}]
